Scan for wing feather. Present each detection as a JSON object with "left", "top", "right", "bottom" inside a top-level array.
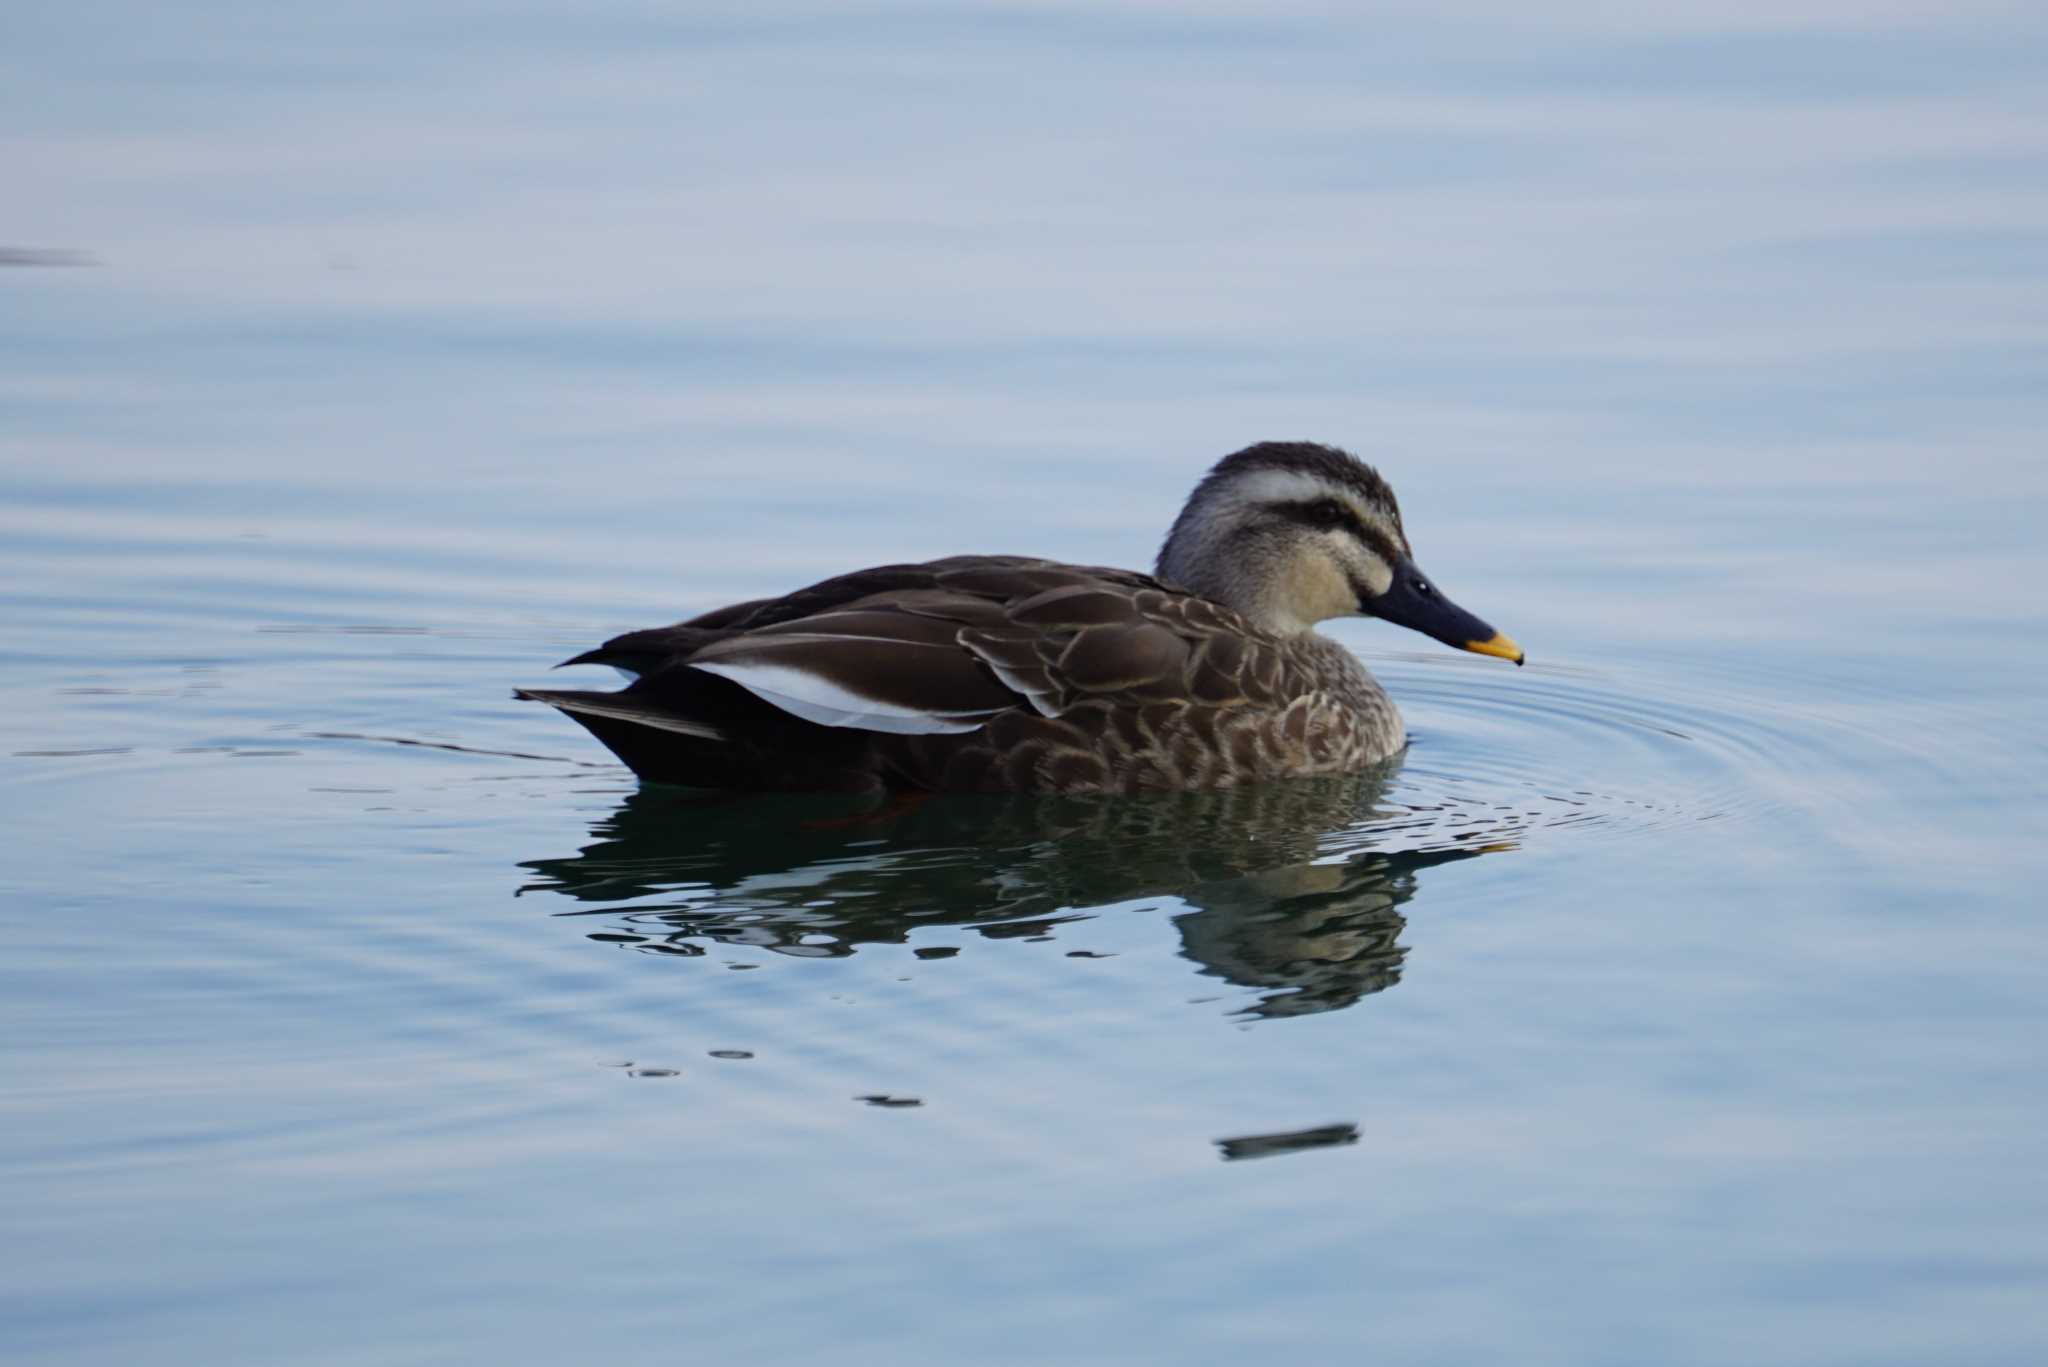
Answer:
[
  {"left": 688, "top": 661, "right": 992, "bottom": 734},
  {"left": 535, "top": 554, "right": 1306, "bottom": 746},
  {"left": 688, "top": 619, "right": 1017, "bottom": 734}
]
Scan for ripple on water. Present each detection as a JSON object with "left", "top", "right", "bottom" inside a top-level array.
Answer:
[
  {"left": 507, "top": 642, "right": 1980, "bottom": 1021},
  {"left": 1370, "top": 645, "right": 1988, "bottom": 842}
]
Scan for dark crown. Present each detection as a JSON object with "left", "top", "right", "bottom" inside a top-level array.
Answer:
[{"left": 1197, "top": 442, "right": 1403, "bottom": 525}]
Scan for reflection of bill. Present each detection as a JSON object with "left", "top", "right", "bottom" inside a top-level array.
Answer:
[
  {"left": 1172, "top": 844, "right": 1488, "bottom": 1018},
  {"left": 519, "top": 766, "right": 1510, "bottom": 1021}
]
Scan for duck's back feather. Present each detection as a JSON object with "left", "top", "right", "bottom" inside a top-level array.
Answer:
[{"left": 521, "top": 555, "right": 1399, "bottom": 792}]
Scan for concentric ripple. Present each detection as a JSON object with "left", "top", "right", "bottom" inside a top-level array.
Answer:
[
  {"left": 509, "top": 636, "right": 2001, "bottom": 1021},
  {"left": 1363, "top": 643, "right": 1981, "bottom": 849}
]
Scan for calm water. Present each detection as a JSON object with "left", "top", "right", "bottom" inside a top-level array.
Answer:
[{"left": 6, "top": 4, "right": 2048, "bottom": 1364}]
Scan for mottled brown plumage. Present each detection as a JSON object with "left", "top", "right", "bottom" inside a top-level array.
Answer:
[{"left": 518, "top": 442, "right": 1521, "bottom": 794}]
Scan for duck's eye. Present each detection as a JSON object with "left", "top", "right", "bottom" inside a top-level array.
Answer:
[
  {"left": 1412, "top": 576, "right": 1434, "bottom": 597},
  {"left": 1307, "top": 500, "right": 1347, "bottom": 528}
]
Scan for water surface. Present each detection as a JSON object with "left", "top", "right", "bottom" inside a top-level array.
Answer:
[{"left": 5, "top": 3, "right": 2047, "bottom": 1364}]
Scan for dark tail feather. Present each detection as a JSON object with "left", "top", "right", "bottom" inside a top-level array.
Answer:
[
  {"left": 515, "top": 687, "right": 739, "bottom": 785},
  {"left": 553, "top": 624, "right": 727, "bottom": 675},
  {"left": 514, "top": 688, "right": 726, "bottom": 741}
]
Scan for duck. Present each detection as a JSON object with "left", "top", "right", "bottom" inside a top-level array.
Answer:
[{"left": 517, "top": 441, "right": 1523, "bottom": 795}]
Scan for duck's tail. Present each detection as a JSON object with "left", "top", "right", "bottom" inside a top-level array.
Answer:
[
  {"left": 514, "top": 687, "right": 740, "bottom": 786},
  {"left": 513, "top": 688, "right": 727, "bottom": 742}
]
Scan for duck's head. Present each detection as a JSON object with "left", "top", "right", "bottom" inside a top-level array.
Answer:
[{"left": 1156, "top": 441, "right": 1524, "bottom": 663}]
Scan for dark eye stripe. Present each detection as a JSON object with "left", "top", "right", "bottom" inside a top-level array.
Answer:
[{"left": 1278, "top": 500, "right": 1403, "bottom": 565}]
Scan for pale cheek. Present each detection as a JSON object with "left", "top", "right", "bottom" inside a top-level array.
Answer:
[
  {"left": 1336, "top": 544, "right": 1393, "bottom": 599},
  {"left": 1285, "top": 556, "right": 1358, "bottom": 623}
]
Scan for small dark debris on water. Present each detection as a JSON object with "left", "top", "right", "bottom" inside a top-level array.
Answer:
[
  {"left": 912, "top": 946, "right": 959, "bottom": 960},
  {"left": 1, "top": 246, "right": 97, "bottom": 267},
  {"left": 708, "top": 1049, "right": 753, "bottom": 1060},
  {"left": 628, "top": 1068, "right": 680, "bottom": 1079},
  {"left": 1065, "top": 950, "right": 1115, "bottom": 959},
  {"left": 856, "top": 1094, "right": 922, "bottom": 1108},
  {"left": 1215, "top": 1122, "right": 1359, "bottom": 1162}
]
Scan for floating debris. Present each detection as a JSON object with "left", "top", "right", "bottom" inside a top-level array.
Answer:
[
  {"left": 0, "top": 246, "right": 96, "bottom": 267},
  {"left": 1215, "top": 1122, "right": 1359, "bottom": 1162}
]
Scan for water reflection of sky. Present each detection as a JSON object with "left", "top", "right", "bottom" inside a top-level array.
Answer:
[
  {"left": 9, "top": 4, "right": 2046, "bottom": 497},
  {"left": 5, "top": 4, "right": 2048, "bottom": 1365}
]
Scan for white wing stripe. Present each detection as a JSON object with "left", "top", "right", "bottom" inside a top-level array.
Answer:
[{"left": 690, "top": 661, "right": 993, "bottom": 735}]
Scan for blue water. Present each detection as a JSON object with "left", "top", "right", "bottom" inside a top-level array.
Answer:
[{"left": 6, "top": 4, "right": 2047, "bottom": 1364}]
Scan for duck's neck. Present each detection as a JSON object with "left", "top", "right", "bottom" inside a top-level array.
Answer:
[{"left": 1157, "top": 526, "right": 1336, "bottom": 638}]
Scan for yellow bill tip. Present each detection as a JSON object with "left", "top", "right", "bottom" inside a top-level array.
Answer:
[{"left": 1463, "top": 632, "right": 1525, "bottom": 666}]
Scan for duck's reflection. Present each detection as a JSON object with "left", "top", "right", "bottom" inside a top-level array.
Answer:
[{"left": 519, "top": 765, "right": 1508, "bottom": 1020}]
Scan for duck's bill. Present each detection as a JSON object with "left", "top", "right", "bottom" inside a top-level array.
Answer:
[
  {"left": 1366, "top": 562, "right": 1526, "bottom": 666},
  {"left": 1462, "top": 632, "right": 1526, "bottom": 665}
]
